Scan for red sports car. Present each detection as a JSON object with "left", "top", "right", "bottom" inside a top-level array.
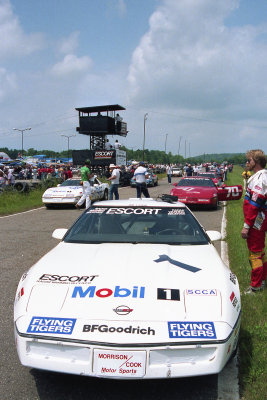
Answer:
[{"left": 170, "top": 177, "right": 242, "bottom": 209}]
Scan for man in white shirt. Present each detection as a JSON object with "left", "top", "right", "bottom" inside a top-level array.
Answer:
[
  {"left": 114, "top": 140, "right": 121, "bottom": 150},
  {"left": 105, "top": 139, "right": 112, "bottom": 150},
  {"left": 166, "top": 164, "right": 172, "bottom": 183},
  {"left": 108, "top": 164, "right": 120, "bottom": 200},
  {"left": 133, "top": 162, "right": 150, "bottom": 198}
]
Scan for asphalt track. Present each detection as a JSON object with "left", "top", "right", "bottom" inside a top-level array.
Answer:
[{"left": 0, "top": 177, "right": 239, "bottom": 400}]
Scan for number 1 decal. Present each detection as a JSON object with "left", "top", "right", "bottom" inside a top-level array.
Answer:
[{"left": 157, "top": 288, "right": 180, "bottom": 301}]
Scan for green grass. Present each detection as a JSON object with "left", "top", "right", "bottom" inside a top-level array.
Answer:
[
  {"left": 0, "top": 187, "right": 44, "bottom": 215},
  {"left": 226, "top": 166, "right": 267, "bottom": 400}
]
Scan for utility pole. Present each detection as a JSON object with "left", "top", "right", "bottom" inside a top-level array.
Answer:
[
  {"left": 13, "top": 127, "right": 31, "bottom": 158},
  {"left": 143, "top": 113, "right": 148, "bottom": 161},
  {"left": 165, "top": 133, "right": 168, "bottom": 153}
]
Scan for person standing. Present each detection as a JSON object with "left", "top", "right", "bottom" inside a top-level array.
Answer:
[
  {"left": 75, "top": 161, "right": 94, "bottom": 209},
  {"left": 7, "top": 168, "right": 15, "bottom": 186},
  {"left": 134, "top": 161, "right": 150, "bottom": 198},
  {"left": 166, "top": 164, "right": 172, "bottom": 184},
  {"left": 108, "top": 164, "right": 120, "bottom": 200},
  {"left": 114, "top": 139, "right": 121, "bottom": 150},
  {"left": 241, "top": 149, "right": 267, "bottom": 293}
]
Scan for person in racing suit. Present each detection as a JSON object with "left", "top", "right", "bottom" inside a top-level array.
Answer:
[{"left": 241, "top": 149, "right": 267, "bottom": 292}]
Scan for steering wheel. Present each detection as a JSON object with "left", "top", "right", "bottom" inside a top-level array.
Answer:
[{"left": 157, "top": 229, "right": 180, "bottom": 235}]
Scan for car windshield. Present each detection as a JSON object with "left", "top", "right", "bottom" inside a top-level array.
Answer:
[
  {"left": 178, "top": 178, "right": 215, "bottom": 187},
  {"left": 63, "top": 205, "right": 209, "bottom": 245},
  {"left": 60, "top": 179, "right": 81, "bottom": 187},
  {"left": 198, "top": 173, "right": 217, "bottom": 179}
]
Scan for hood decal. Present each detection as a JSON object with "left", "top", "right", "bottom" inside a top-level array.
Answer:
[{"left": 154, "top": 254, "right": 201, "bottom": 273}]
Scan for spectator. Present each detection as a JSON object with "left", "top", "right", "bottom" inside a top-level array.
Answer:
[
  {"left": 133, "top": 161, "right": 150, "bottom": 198},
  {"left": 7, "top": 168, "right": 15, "bottom": 186},
  {"left": 166, "top": 164, "right": 172, "bottom": 184},
  {"left": 115, "top": 113, "right": 123, "bottom": 132},
  {"left": 0, "top": 170, "right": 6, "bottom": 186},
  {"left": 114, "top": 139, "right": 121, "bottom": 150},
  {"left": 67, "top": 167, "right": 73, "bottom": 179},
  {"left": 108, "top": 164, "right": 120, "bottom": 200},
  {"left": 105, "top": 139, "right": 112, "bottom": 150}
]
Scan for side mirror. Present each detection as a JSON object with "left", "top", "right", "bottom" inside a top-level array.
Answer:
[
  {"left": 206, "top": 230, "right": 222, "bottom": 242},
  {"left": 52, "top": 228, "right": 68, "bottom": 240}
]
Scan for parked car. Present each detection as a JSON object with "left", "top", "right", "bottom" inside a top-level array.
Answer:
[
  {"left": 14, "top": 196, "right": 241, "bottom": 379},
  {"left": 172, "top": 167, "right": 183, "bottom": 177}
]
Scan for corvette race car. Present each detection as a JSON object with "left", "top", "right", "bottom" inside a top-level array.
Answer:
[
  {"left": 42, "top": 177, "right": 109, "bottom": 207},
  {"left": 14, "top": 197, "right": 241, "bottom": 379},
  {"left": 171, "top": 177, "right": 243, "bottom": 209}
]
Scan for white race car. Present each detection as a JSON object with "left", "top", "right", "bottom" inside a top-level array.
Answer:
[
  {"left": 42, "top": 177, "right": 109, "bottom": 207},
  {"left": 14, "top": 196, "right": 241, "bottom": 379}
]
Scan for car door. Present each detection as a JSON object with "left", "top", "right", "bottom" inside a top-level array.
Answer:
[{"left": 217, "top": 185, "right": 243, "bottom": 201}]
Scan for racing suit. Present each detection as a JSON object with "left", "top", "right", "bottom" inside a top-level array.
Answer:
[{"left": 243, "top": 169, "right": 267, "bottom": 288}]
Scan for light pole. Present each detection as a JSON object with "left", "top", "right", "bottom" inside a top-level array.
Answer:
[
  {"left": 164, "top": 133, "right": 168, "bottom": 154},
  {"left": 143, "top": 113, "right": 148, "bottom": 161},
  {"left": 178, "top": 136, "right": 182, "bottom": 157},
  {"left": 61, "top": 134, "right": 76, "bottom": 163},
  {"left": 13, "top": 127, "right": 31, "bottom": 159}
]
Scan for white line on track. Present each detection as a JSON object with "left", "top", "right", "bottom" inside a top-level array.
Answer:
[
  {"left": 217, "top": 201, "right": 240, "bottom": 400},
  {"left": 0, "top": 206, "right": 45, "bottom": 219}
]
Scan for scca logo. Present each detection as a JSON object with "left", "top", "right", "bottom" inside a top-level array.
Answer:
[
  {"left": 186, "top": 289, "right": 217, "bottom": 296},
  {"left": 72, "top": 285, "right": 145, "bottom": 298}
]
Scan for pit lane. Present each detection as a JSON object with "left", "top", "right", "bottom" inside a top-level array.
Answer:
[{"left": 0, "top": 177, "right": 237, "bottom": 400}]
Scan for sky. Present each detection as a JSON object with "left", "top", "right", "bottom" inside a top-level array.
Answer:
[{"left": 1, "top": 0, "right": 267, "bottom": 158}]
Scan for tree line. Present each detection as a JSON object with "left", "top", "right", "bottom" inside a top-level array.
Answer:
[{"left": 1, "top": 146, "right": 248, "bottom": 165}]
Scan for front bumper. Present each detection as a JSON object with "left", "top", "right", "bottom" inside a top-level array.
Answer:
[
  {"left": 42, "top": 197, "right": 79, "bottom": 205},
  {"left": 15, "top": 319, "right": 240, "bottom": 379}
]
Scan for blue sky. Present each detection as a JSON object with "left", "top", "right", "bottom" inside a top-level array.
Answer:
[{"left": 1, "top": 0, "right": 267, "bottom": 157}]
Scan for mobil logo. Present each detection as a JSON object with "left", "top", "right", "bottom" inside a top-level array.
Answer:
[{"left": 72, "top": 285, "right": 145, "bottom": 299}]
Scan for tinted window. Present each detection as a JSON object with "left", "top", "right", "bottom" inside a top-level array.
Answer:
[
  {"left": 64, "top": 206, "right": 209, "bottom": 245},
  {"left": 178, "top": 178, "right": 215, "bottom": 187},
  {"left": 60, "top": 180, "right": 81, "bottom": 187}
]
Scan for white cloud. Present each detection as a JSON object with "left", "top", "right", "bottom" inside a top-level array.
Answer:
[
  {"left": 127, "top": 0, "right": 267, "bottom": 121},
  {"left": 117, "top": 0, "right": 126, "bottom": 17},
  {"left": 50, "top": 54, "right": 92, "bottom": 76},
  {"left": 58, "top": 31, "right": 80, "bottom": 54},
  {"left": 0, "top": 0, "right": 44, "bottom": 59},
  {"left": 0, "top": 66, "right": 16, "bottom": 99}
]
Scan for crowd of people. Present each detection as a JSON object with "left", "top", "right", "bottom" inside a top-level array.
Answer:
[{"left": 0, "top": 164, "right": 75, "bottom": 187}]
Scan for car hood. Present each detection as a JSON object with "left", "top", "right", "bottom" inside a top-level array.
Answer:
[
  {"left": 15, "top": 243, "right": 239, "bottom": 343},
  {"left": 173, "top": 186, "right": 216, "bottom": 197}
]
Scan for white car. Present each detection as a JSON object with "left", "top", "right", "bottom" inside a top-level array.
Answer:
[
  {"left": 42, "top": 177, "right": 109, "bottom": 207},
  {"left": 172, "top": 167, "right": 183, "bottom": 177},
  {"left": 14, "top": 196, "right": 241, "bottom": 379}
]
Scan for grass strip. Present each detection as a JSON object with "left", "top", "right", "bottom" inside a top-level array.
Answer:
[
  {"left": 226, "top": 166, "right": 267, "bottom": 400},
  {"left": 0, "top": 188, "right": 44, "bottom": 215}
]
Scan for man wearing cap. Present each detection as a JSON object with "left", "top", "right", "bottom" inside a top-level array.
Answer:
[
  {"left": 75, "top": 160, "right": 94, "bottom": 209},
  {"left": 133, "top": 162, "right": 150, "bottom": 198},
  {"left": 108, "top": 164, "right": 120, "bottom": 200}
]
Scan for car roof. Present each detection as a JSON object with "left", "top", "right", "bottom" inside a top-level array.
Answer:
[{"left": 93, "top": 198, "right": 186, "bottom": 208}]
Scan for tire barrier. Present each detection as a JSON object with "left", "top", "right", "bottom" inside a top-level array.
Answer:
[{"left": 14, "top": 182, "right": 30, "bottom": 193}]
